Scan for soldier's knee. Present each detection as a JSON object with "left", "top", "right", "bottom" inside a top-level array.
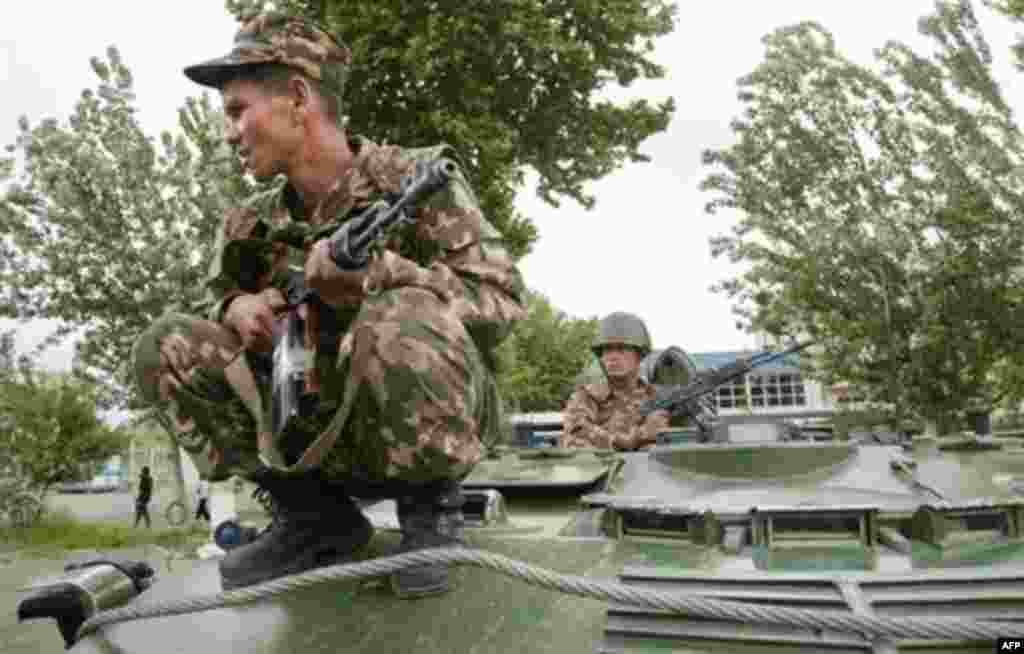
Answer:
[
  {"left": 131, "top": 313, "right": 242, "bottom": 404},
  {"left": 356, "top": 288, "right": 471, "bottom": 353},
  {"left": 131, "top": 316, "right": 182, "bottom": 404}
]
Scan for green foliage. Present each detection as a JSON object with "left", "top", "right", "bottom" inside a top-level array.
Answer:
[
  {"left": 496, "top": 290, "right": 598, "bottom": 412},
  {"left": 0, "top": 330, "right": 28, "bottom": 379},
  {"left": 700, "top": 1, "right": 1024, "bottom": 428},
  {"left": 986, "top": 0, "right": 1024, "bottom": 68},
  {"left": 0, "top": 508, "right": 208, "bottom": 555},
  {"left": 0, "top": 360, "right": 128, "bottom": 497},
  {"left": 988, "top": 0, "right": 1024, "bottom": 12},
  {"left": 828, "top": 407, "right": 919, "bottom": 440},
  {"left": 992, "top": 408, "right": 1024, "bottom": 431},
  {"left": 0, "top": 48, "right": 255, "bottom": 406},
  {"left": 126, "top": 426, "right": 175, "bottom": 450},
  {"left": 228, "top": 0, "right": 677, "bottom": 258},
  {"left": 3, "top": 3, "right": 675, "bottom": 410}
]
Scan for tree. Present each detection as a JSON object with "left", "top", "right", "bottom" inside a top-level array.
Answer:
[
  {"left": 229, "top": 0, "right": 677, "bottom": 256},
  {"left": 986, "top": 0, "right": 1024, "bottom": 67},
  {"left": 0, "top": 366, "right": 128, "bottom": 501},
  {"left": 0, "top": 48, "right": 255, "bottom": 407},
  {"left": 2, "top": 1, "right": 676, "bottom": 409},
  {"left": 700, "top": 1, "right": 1024, "bottom": 432},
  {"left": 0, "top": 330, "right": 20, "bottom": 379},
  {"left": 496, "top": 291, "right": 598, "bottom": 412}
]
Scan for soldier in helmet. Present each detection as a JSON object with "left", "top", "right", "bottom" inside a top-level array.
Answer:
[
  {"left": 130, "top": 13, "right": 525, "bottom": 595},
  {"left": 561, "top": 312, "right": 670, "bottom": 450}
]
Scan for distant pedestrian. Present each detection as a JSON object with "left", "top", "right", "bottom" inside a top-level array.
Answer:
[
  {"left": 134, "top": 466, "right": 153, "bottom": 528},
  {"left": 194, "top": 481, "right": 211, "bottom": 523}
]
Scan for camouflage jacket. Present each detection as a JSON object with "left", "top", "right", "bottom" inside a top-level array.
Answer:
[
  {"left": 198, "top": 136, "right": 526, "bottom": 366},
  {"left": 561, "top": 377, "right": 667, "bottom": 450}
]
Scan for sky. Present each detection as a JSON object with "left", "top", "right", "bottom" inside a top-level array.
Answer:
[{"left": 2, "top": 1, "right": 1024, "bottom": 372}]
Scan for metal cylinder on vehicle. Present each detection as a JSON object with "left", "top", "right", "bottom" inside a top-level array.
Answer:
[
  {"left": 639, "top": 346, "right": 697, "bottom": 387},
  {"left": 17, "top": 559, "right": 154, "bottom": 648}
]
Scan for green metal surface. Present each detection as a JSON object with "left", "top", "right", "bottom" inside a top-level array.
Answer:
[
  {"left": 49, "top": 534, "right": 621, "bottom": 654},
  {"left": 9, "top": 437, "right": 1024, "bottom": 653},
  {"left": 650, "top": 443, "right": 856, "bottom": 480},
  {"left": 463, "top": 448, "right": 619, "bottom": 490},
  {"left": 911, "top": 540, "right": 1024, "bottom": 568},
  {"left": 753, "top": 543, "right": 878, "bottom": 572}
]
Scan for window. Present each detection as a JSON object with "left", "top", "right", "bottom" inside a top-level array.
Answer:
[
  {"left": 749, "top": 373, "right": 806, "bottom": 408},
  {"left": 716, "top": 377, "right": 748, "bottom": 409}
]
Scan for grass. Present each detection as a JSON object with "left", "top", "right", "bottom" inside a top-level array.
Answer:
[{"left": 0, "top": 509, "right": 210, "bottom": 558}]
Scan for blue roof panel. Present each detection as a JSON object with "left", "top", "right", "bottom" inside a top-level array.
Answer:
[{"left": 689, "top": 350, "right": 802, "bottom": 372}]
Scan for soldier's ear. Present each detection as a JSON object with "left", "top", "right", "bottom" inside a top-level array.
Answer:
[{"left": 287, "top": 76, "right": 313, "bottom": 120}]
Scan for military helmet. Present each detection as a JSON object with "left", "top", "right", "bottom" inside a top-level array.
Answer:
[{"left": 592, "top": 312, "right": 652, "bottom": 358}]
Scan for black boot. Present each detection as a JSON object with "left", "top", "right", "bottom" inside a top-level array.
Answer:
[
  {"left": 390, "top": 482, "right": 466, "bottom": 599},
  {"left": 219, "top": 469, "right": 373, "bottom": 590}
]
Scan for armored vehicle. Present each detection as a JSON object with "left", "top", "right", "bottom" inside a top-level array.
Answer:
[{"left": 14, "top": 346, "right": 1024, "bottom": 653}]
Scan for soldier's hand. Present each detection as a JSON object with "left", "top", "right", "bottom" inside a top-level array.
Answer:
[
  {"left": 305, "top": 239, "right": 369, "bottom": 306},
  {"left": 224, "top": 292, "right": 278, "bottom": 352},
  {"left": 645, "top": 409, "right": 670, "bottom": 429},
  {"left": 639, "top": 410, "right": 670, "bottom": 447}
]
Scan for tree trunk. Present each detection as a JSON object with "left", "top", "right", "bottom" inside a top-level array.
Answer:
[
  {"left": 152, "top": 412, "right": 190, "bottom": 516},
  {"left": 166, "top": 437, "right": 189, "bottom": 514}
]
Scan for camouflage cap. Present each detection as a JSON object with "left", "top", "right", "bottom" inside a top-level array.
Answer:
[{"left": 184, "top": 12, "right": 351, "bottom": 101}]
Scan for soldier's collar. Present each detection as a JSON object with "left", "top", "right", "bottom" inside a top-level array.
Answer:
[
  {"left": 589, "top": 375, "right": 649, "bottom": 401},
  {"left": 583, "top": 382, "right": 611, "bottom": 402},
  {"left": 278, "top": 135, "right": 378, "bottom": 223}
]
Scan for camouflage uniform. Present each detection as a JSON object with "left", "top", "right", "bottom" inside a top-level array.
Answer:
[
  {"left": 132, "top": 16, "right": 526, "bottom": 489},
  {"left": 561, "top": 311, "right": 667, "bottom": 450},
  {"left": 562, "top": 379, "right": 666, "bottom": 450}
]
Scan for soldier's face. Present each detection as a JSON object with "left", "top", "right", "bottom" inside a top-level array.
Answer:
[
  {"left": 601, "top": 345, "right": 641, "bottom": 379},
  {"left": 221, "top": 78, "right": 303, "bottom": 180}
]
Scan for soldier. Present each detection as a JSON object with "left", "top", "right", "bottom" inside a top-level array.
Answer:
[
  {"left": 562, "top": 312, "right": 670, "bottom": 450},
  {"left": 131, "top": 13, "right": 525, "bottom": 596}
]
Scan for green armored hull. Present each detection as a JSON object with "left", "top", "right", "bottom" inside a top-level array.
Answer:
[{"left": 13, "top": 435, "right": 1024, "bottom": 653}]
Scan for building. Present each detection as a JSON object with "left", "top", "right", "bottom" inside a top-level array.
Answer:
[{"left": 691, "top": 348, "right": 839, "bottom": 424}]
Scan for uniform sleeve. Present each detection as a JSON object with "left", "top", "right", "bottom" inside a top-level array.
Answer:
[
  {"left": 362, "top": 146, "right": 526, "bottom": 351},
  {"left": 562, "top": 388, "right": 648, "bottom": 450},
  {"left": 562, "top": 388, "right": 613, "bottom": 449},
  {"left": 196, "top": 188, "right": 295, "bottom": 323}
]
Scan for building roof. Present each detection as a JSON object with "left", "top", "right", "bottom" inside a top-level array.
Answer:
[{"left": 689, "top": 350, "right": 802, "bottom": 373}]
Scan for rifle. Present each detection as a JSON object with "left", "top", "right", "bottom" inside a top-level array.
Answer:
[
  {"left": 639, "top": 341, "right": 815, "bottom": 429},
  {"left": 329, "top": 158, "right": 459, "bottom": 269},
  {"left": 270, "top": 158, "right": 458, "bottom": 439}
]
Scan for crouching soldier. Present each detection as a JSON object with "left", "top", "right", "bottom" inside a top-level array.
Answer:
[{"left": 131, "top": 13, "right": 525, "bottom": 596}]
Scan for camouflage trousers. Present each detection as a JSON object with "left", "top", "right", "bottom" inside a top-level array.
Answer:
[{"left": 131, "top": 287, "right": 496, "bottom": 485}]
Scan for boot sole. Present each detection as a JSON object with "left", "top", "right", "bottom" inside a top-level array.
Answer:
[{"left": 221, "top": 524, "right": 373, "bottom": 591}]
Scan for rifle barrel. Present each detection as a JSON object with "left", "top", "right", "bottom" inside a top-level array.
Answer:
[{"left": 642, "top": 340, "right": 813, "bottom": 416}]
